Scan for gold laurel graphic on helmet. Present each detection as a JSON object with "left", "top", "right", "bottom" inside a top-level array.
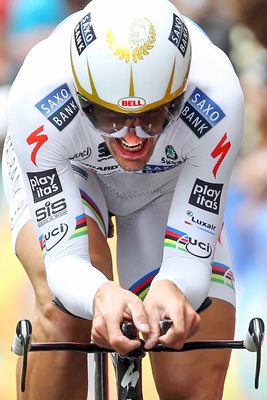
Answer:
[{"left": 106, "top": 18, "right": 156, "bottom": 63}]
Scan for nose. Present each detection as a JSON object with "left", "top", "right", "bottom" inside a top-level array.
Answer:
[
  {"left": 124, "top": 116, "right": 136, "bottom": 128},
  {"left": 122, "top": 124, "right": 144, "bottom": 143}
]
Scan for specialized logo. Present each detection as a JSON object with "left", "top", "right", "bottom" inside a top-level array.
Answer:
[
  {"left": 211, "top": 133, "right": 231, "bottom": 178},
  {"left": 181, "top": 88, "right": 225, "bottom": 138},
  {"left": 165, "top": 226, "right": 212, "bottom": 259},
  {"left": 35, "top": 84, "right": 79, "bottom": 131},
  {"left": 121, "top": 364, "right": 140, "bottom": 392},
  {"left": 27, "top": 169, "right": 63, "bottom": 203},
  {"left": 185, "top": 210, "right": 216, "bottom": 235},
  {"left": 35, "top": 198, "right": 67, "bottom": 227},
  {"left": 118, "top": 97, "right": 146, "bottom": 111},
  {"left": 168, "top": 13, "right": 189, "bottom": 56},
  {"left": 106, "top": 17, "right": 156, "bottom": 63},
  {"left": 189, "top": 178, "right": 223, "bottom": 215},
  {"left": 74, "top": 13, "right": 96, "bottom": 55},
  {"left": 39, "top": 223, "right": 69, "bottom": 253},
  {"left": 26, "top": 125, "right": 48, "bottom": 166}
]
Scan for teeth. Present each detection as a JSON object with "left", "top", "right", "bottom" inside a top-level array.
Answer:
[
  {"left": 121, "top": 138, "right": 143, "bottom": 147},
  {"left": 120, "top": 138, "right": 144, "bottom": 152}
]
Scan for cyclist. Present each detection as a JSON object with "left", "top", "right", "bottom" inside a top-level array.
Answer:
[{"left": 2, "top": 0, "right": 244, "bottom": 399}]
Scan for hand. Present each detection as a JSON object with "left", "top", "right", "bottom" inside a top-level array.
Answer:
[
  {"left": 143, "top": 279, "right": 201, "bottom": 350},
  {"left": 91, "top": 281, "right": 150, "bottom": 355}
]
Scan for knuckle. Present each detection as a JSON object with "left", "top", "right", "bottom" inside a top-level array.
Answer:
[{"left": 109, "top": 335, "right": 121, "bottom": 349}]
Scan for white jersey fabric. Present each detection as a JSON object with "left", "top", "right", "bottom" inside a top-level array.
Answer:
[{"left": 2, "top": 10, "right": 244, "bottom": 319}]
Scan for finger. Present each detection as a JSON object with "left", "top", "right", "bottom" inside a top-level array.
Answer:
[
  {"left": 106, "top": 318, "right": 141, "bottom": 355},
  {"left": 188, "top": 311, "right": 201, "bottom": 337},
  {"left": 143, "top": 313, "right": 161, "bottom": 350},
  {"left": 128, "top": 301, "right": 150, "bottom": 335},
  {"left": 159, "top": 309, "right": 201, "bottom": 349},
  {"left": 159, "top": 320, "right": 186, "bottom": 349},
  {"left": 91, "top": 314, "right": 109, "bottom": 345}
]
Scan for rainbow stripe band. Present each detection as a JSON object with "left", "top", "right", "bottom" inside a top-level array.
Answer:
[
  {"left": 39, "top": 234, "right": 47, "bottom": 257},
  {"left": 70, "top": 213, "right": 88, "bottom": 239},
  {"left": 80, "top": 189, "right": 106, "bottom": 235},
  {"left": 164, "top": 226, "right": 188, "bottom": 252},
  {"left": 211, "top": 262, "right": 235, "bottom": 291},
  {"left": 129, "top": 268, "right": 160, "bottom": 300}
]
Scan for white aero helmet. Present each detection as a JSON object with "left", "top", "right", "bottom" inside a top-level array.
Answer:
[{"left": 70, "top": 0, "right": 191, "bottom": 136}]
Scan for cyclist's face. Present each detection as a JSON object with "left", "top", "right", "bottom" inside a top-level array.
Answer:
[
  {"left": 92, "top": 105, "right": 166, "bottom": 172},
  {"left": 91, "top": 104, "right": 169, "bottom": 136}
]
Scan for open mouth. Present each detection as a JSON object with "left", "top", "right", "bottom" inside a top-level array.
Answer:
[{"left": 119, "top": 137, "right": 147, "bottom": 153}]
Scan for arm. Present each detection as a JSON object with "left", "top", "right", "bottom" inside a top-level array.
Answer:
[
  {"left": 145, "top": 73, "right": 244, "bottom": 347},
  {"left": 8, "top": 70, "right": 109, "bottom": 320}
]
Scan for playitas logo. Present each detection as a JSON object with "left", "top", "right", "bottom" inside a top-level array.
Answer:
[
  {"left": 189, "top": 178, "right": 223, "bottom": 215},
  {"left": 27, "top": 169, "right": 63, "bottom": 203}
]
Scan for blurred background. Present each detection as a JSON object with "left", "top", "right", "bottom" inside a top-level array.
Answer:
[{"left": 1, "top": 0, "right": 267, "bottom": 398}]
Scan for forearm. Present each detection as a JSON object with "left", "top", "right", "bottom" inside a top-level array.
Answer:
[
  {"left": 46, "top": 255, "right": 109, "bottom": 320},
  {"left": 151, "top": 256, "right": 211, "bottom": 310}
]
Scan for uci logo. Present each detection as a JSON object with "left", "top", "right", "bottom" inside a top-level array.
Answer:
[{"left": 118, "top": 97, "right": 146, "bottom": 111}]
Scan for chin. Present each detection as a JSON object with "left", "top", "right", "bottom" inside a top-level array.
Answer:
[{"left": 117, "top": 159, "right": 147, "bottom": 172}]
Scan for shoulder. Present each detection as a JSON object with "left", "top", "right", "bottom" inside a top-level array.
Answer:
[
  {"left": 7, "top": 10, "right": 87, "bottom": 139},
  {"left": 186, "top": 17, "right": 244, "bottom": 111}
]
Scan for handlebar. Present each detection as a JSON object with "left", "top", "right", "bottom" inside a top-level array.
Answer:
[{"left": 12, "top": 317, "right": 264, "bottom": 392}]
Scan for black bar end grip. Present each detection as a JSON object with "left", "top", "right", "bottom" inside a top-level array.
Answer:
[{"left": 121, "top": 321, "right": 138, "bottom": 339}]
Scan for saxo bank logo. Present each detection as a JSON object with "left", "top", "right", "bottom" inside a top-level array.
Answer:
[{"left": 181, "top": 88, "right": 225, "bottom": 138}]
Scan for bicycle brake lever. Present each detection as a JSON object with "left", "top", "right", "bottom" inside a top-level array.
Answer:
[
  {"left": 12, "top": 320, "right": 32, "bottom": 392},
  {"left": 244, "top": 318, "right": 265, "bottom": 389}
]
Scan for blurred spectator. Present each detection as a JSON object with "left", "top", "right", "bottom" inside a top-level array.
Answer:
[
  {"left": 0, "top": 0, "right": 9, "bottom": 85},
  {"left": 68, "top": 0, "right": 90, "bottom": 13},
  {"left": 235, "top": 0, "right": 267, "bottom": 48},
  {"left": 174, "top": 0, "right": 236, "bottom": 57},
  {"left": 6, "top": 0, "right": 71, "bottom": 82},
  {"left": 224, "top": 87, "right": 267, "bottom": 399},
  {"left": 230, "top": 0, "right": 267, "bottom": 86},
  {"left": 225, "top": 91, "right": 267, "bottom": 279},
  {"left": 228, "top": 0, "right": 267, "bottom": 154},
  {"left": 3, "top": 0, "right": 89, "bottom": 83}
]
